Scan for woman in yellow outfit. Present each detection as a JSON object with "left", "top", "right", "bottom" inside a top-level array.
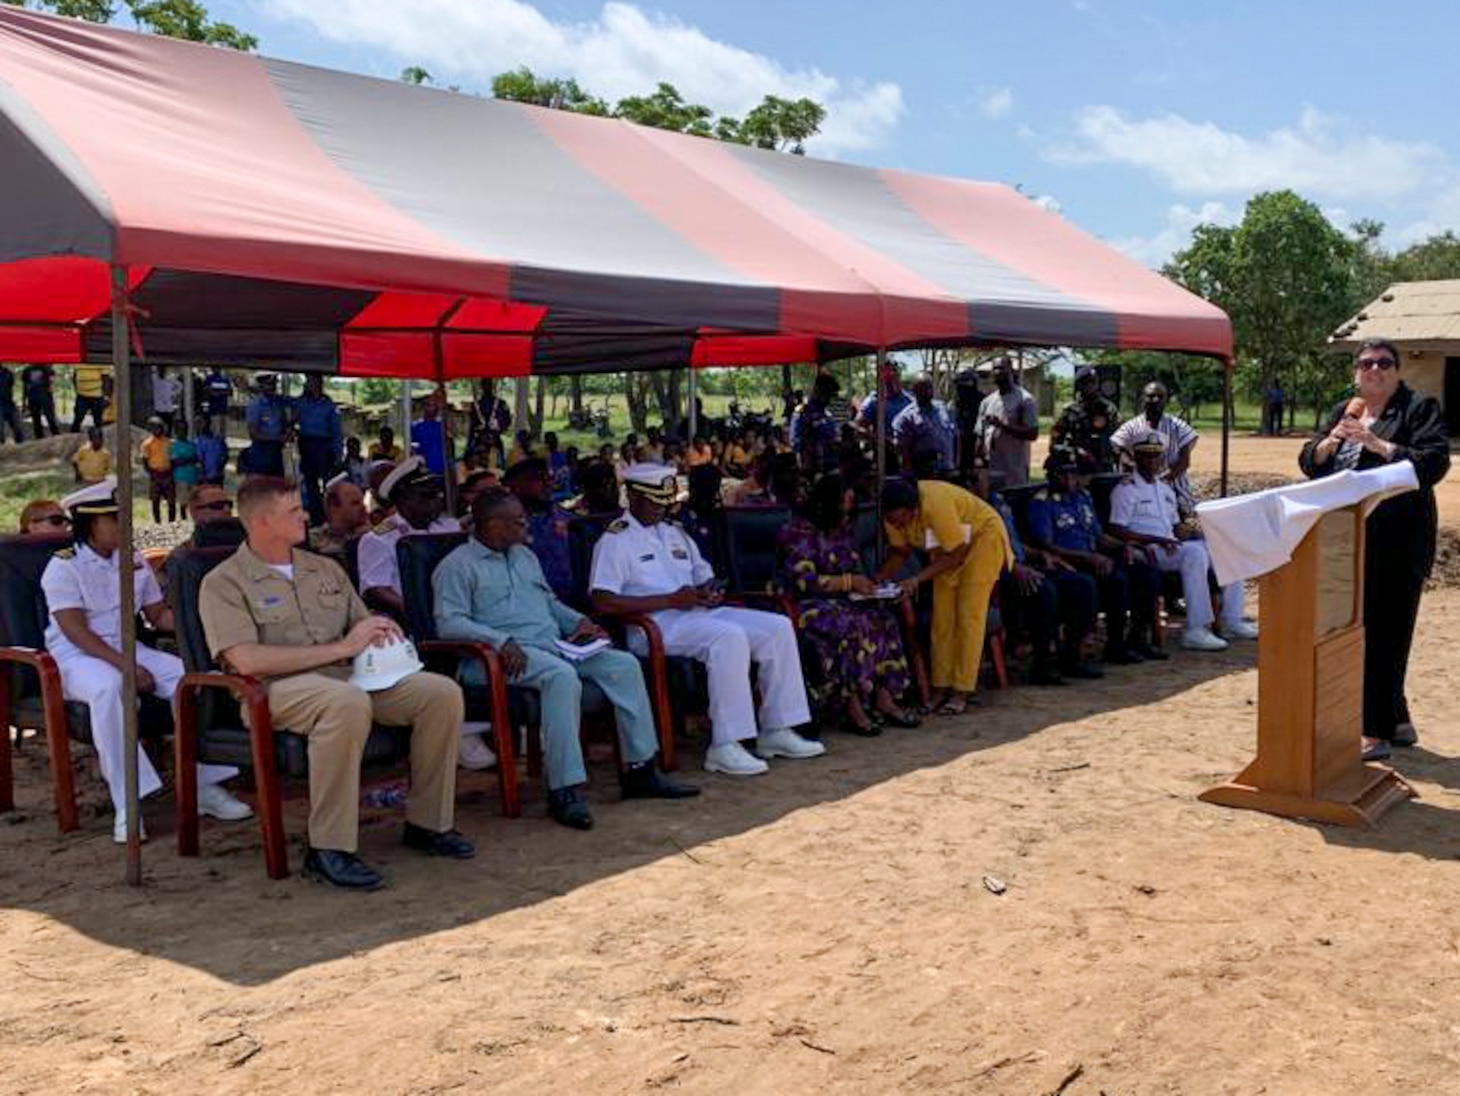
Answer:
[{"left": 878, "top": 477, "right": 1012, "bottom": 715}]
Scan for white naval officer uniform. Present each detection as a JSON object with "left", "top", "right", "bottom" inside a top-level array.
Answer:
[
  {"left": 40, "top": 543, "right": 236, "bottom": 814},
  {"left": 357, "top": 512, "right": 463, "bottom": 597},
  {"left": 588, "top": 511, "right": 811, "bottom": 745},
  {"left": 1107, "top": 472, "right": 1244, "bottom": 633}
]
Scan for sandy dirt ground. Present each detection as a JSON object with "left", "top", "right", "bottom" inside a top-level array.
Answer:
[{"left": 4, "top": 433, "right": 1460, "bottom": 1096}]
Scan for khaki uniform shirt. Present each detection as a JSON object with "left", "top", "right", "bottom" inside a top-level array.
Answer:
[{"left": 199, "top": 543, "right": 369, "bottom": 681}]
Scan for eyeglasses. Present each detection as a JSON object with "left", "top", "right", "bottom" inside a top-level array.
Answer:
[
  {"left": 1357, "top": 357, "right": 1397, "bottom": 371},
  {"left": 33, "top": 514, "right": 70, "bottom": 527}
]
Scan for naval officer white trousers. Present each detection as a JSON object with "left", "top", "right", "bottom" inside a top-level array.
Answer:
[
  {"left": 1148, "top": 540, "right": 1244, "bottom": 632},
  {"left": 646, "top": 606, "right": 811, "bottom": 745},
  {"left": 55, "top": 647, "right": 235, "bottom": 814}
]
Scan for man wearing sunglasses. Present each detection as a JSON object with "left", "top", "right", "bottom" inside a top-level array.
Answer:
[{"left": 1300, "top": 338, "right": 1450, "bottom": 761}]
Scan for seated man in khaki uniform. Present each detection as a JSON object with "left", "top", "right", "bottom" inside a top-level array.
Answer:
[{"left": 199, "top": 476, "right": 473, "bottom": 890}]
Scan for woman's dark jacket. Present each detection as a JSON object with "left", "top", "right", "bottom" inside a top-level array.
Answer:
[{"left": 1298, "top": 382, "right": 1449, "bottom": 577}]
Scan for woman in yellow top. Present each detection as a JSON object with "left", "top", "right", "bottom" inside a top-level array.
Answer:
[{"left": 878, "top": 477, "right": 1012, "bottom": 715}]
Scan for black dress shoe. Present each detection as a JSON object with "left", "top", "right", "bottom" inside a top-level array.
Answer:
[
  {"left": 619, "top": 763, "right": 701, "bottom": 800},
  {"left": 402, "top": 823, "right": 476, "bottom": 859},
  {"left": 1393, "top": 723, "right": 1418, "bottom": 747},
  {"left": 1129, "top": 640, "right": 1169, "bottom": 661},
  {"left": 1029, "top": 664, "right": 1067, "bottom": 686},
  {"left": 1103, "top": 644, "right": 1144, "bottom": 666},
  {"left": 302, "top": 847, "right": 385, "bottom": 890},
  {"left": 548, "top": 786, "right": 595, "bottom": 830}
]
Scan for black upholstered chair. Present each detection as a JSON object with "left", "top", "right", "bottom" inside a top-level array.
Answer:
[
  {"left": 0, "top": 536, "right": 172, "bottom": 832},
  {"left": 168, "top": 545, "right": 413, "bottom": 879}
]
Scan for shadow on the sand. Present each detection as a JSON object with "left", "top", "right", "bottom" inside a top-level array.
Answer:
[{"left": 0, "top": 643, "right": 1302, "bottom": 986}]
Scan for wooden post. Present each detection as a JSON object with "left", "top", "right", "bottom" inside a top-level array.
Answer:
[
  {"left": 111, "top": 265, "right": 143, "bottom": 884},
  {"left": 1200, "top": 505, "right": 1413, "bottom": 826}
]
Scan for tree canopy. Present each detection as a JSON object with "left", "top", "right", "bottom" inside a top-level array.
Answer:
[
  {"left": 483, "top": 66, "right": 825, "bottom": 153},
  {"left": 1, "top": 0, "right": 255, "bottom": 49}
]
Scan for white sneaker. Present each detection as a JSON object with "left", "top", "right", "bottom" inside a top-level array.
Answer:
[
  {"left": 198, "top": 783, "right": 254, "bottom": 822},
  {"left": 457, "top": 731, "right": 498, "bottom": 771},
  {"left": 755, "top": 728, "right": 827, "bottom": 760},
  {"left": 1222, "top": 619, "right": 1260, "bottom": 640},
  {"left": 112, "top": 813, "right": 148, "bottom": 844},
  {"left": 704, "top": 741, "right": 770, "bottom": 776},
  {"left": 1181, "top": 627, "right": 1229, "bottom": 652}
]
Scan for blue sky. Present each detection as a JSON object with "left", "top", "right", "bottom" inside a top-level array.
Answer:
[{"left": 208, "top": 0, "right": 1460, "bottom": 266}]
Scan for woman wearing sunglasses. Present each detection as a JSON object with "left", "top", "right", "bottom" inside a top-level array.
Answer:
[
  {"left": 1299, "top": 338, "right": 1450, "bottom": 761},
  {"left": 19, "top": 499, "right": 71, "bottom": 539}
]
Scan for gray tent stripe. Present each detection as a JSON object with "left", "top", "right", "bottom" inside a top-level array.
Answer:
[
  {"left": 724, "top": 145, "right": 1118, "bottom": 345},
  {"left": 262, "top": 59, "right": 764, "bottom": 305},
  {"left": 0, "top": 71, "right": 114, "bottom": 263}
]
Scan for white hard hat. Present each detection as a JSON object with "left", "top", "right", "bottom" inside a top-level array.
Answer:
[{"left": 347, "top": 635, "right": 424, "bottom": 693}]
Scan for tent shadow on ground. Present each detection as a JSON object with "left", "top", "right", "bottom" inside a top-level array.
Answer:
[{"left": 3, "top": 646, "right": 1261, "bottom": 987}]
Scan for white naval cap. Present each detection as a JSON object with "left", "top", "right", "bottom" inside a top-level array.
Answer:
[
  {"left": 378, "top": 455, "right": 441, "bottom": 502},
  {"left": 622, "top": 463, "right": 682, "bottom": 505},
  {"left": 325, "top": 470, "right": 350, "bottom": 491},
  {"left": 60, "top": 475, "right": 119, "bottom": 515}
]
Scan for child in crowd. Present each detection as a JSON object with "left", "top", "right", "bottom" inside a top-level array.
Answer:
[
  {"left": 71, "top": 426, "right": 111, "bottom": 484},
  {"left": 169, "top": 420, "right": 201, "bottom": 516},
  {"left": 369, "top": 425, "right": 402, "bottom": 462},
  {"left": 193, "top": 414, "right": 227, "bottom": 485},
  {"left": 139, "top": 416, "right": 175, "bottom": 523},
  {"left": 344, "top": 435, "right": 371, "bottom": 490}
]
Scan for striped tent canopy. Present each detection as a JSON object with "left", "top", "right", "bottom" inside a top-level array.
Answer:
[{"left": 0, "top": 7, "right": 1233, "bottom": 377}]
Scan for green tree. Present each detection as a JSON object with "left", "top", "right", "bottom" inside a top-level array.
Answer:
[
  {"left": 729, "top": 95, "right": 826, "bottom": 154},
  {"left": 490, "top": 66, "right": 609, "bottom": 115},
  {"left": 2, "top": 0, "right": 255, "bottom": 49},
  {"left": 1166, "top": 190, "right": 1362, "bottom": 430},
  {"left": 1389, "top": 231, "right": 1460, "bottom": 282},
  {"left": 400, "top": 65, "right": 433, "bottom": 86},
  {"left": 613, "top": 81, "right": 716, "bottom": 136}
]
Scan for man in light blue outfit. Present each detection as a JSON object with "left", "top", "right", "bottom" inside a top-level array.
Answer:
[{"left": 433, "top": 487, "right": 697, "bottom": 830}]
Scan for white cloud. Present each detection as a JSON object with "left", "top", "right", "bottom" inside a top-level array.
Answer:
[
  {"left": 1111, "top": 200, "right": 1237, "bottom": 268},
  {"left": 1046, "top": 105, "right": 1446, "bottom": 202},
  {"left": 263, "top": 0, "right": 904, "bottom": 155},
  {"left": 1030, "top": 193, "right": 1062, "bottom": 215},
  {"left": 978, "top": 87, "right": 1014, "bottom": 119}
]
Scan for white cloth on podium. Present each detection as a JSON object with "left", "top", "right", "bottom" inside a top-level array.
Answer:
[{"left": 1195, "top": 463, "right": 1419, "bottom": 586}]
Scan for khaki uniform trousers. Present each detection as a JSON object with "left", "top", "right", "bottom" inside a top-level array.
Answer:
[{"left": 266, "top": 670, "right": 463, "bottom": 852}]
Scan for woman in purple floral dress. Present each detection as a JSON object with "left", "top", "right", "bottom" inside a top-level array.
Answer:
[{"left": 779, "top": 474, "right": 918, "bottom": 734}]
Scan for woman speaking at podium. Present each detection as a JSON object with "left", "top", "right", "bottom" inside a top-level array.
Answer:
[{"left": 1299, "top": 338, "right": 1450, "bottom": 762}]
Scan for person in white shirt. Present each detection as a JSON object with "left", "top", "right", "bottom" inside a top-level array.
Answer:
[
  {"left": 1107, "top": 434, "right": 1257, "bottom": 652},
  {"left": 1110, "top": 381, "right": 1199, "bottom": 511},
  {"left": 588, "top": 464, "right": 821, "bottom": 777},
  {"left": 41, "top": 478, "right": 251, "bottom": 843},
  {"left": 975, "top": 356, "right": 1039, "bottom": 487},
  {"left": 150, "top": 367, "right": 181, "bottom": 434},
  {"left": 357, "top": 457, "right": 462, "bottom": 618}
]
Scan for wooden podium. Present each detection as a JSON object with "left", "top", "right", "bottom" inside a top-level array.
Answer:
[{"left": 1200, "top": 504, "right": 1414, "bottom": 826}]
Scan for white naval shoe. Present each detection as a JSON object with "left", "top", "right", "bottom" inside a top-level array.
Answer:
[
  {"left": 1181, "top": 627, "right": 1229, "bottom": 652},
  {"left": 755, "top": 728, "right": 827, "bottom": 760},
  {"left": 112, "top": 813, "right": 148, "bottom": 844},
  {"left": 1221, "top": 619, "right": 1260, "bottom": 640},
  {"left": 704, "top": 741, "right": 770, "bottom": 777},
  {"left": 457, "top": 730, "right": 498, "bottom": 771},
  {"left": 198, "top": 783, "right": 255, "bottom": 822}
]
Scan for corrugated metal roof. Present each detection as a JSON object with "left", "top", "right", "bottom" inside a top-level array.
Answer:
[{"left": 1330, "top": 279, "right": 1460, "bottom": 350}]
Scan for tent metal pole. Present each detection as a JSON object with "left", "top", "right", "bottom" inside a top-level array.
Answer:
[
  {"left": 434, "top": 333, "right": 457, "bottom": 518},
  {"left": 875, "top": 348, "right": 888, "bottom": 564},
  {"left": 1220, "top": 357, "right": 1232, "bottom": 498},
  {"left": 687, "top": 366, "right": 698, "bottom": 440},
  {"left": 111, "top": 265, "right": 142, "bottom": 886},
  {"left": 402, "top": 381, "right": 413, "bottom": 447},
  {"left": 182, "top": 366, "right": 194, "bottom": 437}
]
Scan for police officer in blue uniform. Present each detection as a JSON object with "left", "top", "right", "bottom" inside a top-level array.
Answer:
[
  {"left": 1024, "top": 448, "right": 1164, "bottom": 664},
  {"left": 294, "top": 374, "right": 343, "bottom": 525}
]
